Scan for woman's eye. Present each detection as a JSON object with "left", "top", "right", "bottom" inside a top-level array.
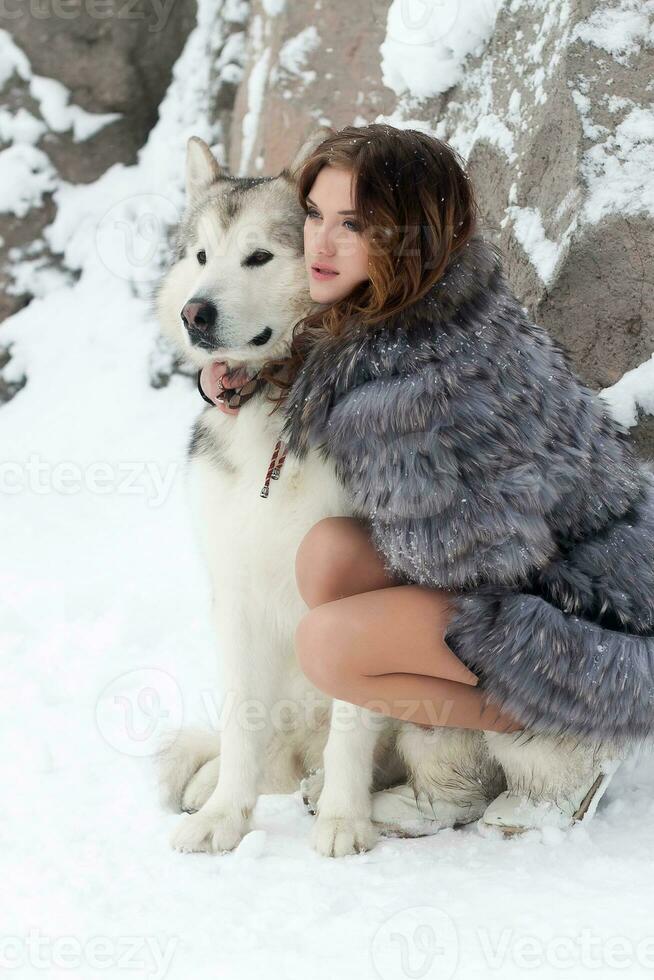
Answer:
[
  {"left": 305, "top": 208, "right": 357, "bottom": 232},
  {"left": 197, "top": 249, "right": 206, "bottom": 265}
]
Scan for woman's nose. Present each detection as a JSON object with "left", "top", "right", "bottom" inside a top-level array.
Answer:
[{"left": 312, "top": 224, "right": 337, "bottom": 255}]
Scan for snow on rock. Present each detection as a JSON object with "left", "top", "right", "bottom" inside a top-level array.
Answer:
[
  {"left": 376, "top": 0, "right": 654, "bottom": 425},
  {"left": 0, "top": 28, "right": 122, "bottom": 313},
  {"left": 570, "top": 0, "right": 654, "bottom": 65},
  {"left": 501, "top": 204, "right": 564, "bottom": 286},
  {"left": 275, "top": 25, "right": 321, "bottom": 86},
  {"left": 262, "top": 0, "right": 286, "bottom": 14},
  {"left": 600, "top": 352, "right": 654, "bottom": 428},
  {"left": 239, "top": 15, "right": 273, "bottom": 175},
  {"left": 0, "top": 143, "right": 57, "bottom": 217},
  {"left": 0, "top": 25, "right": 30, "bottom": 86},
  {"left": 0, "top": 29, "right": 120, "bottom": 143},
  {"left": 0, "top": 27, "right": 119, "bottom": 223},
  {"left": 380, "top": 0, "right": 505, "bottom": 98},
  {"left": 580, "top": 106, "right": 654, "bottom": 224}
]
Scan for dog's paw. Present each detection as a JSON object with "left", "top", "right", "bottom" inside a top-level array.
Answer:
[
  {"left": 170, "top": 806, "right": 248, "bottom": 855},
  {"left": 310, "top": 814, "right": 379, "bottom": 857},
  {"left": 155, "top": 727, "right": 221, "bottom": 813},
  {"left": 170, "top": 811, "right": 216, "bottom": 853},
  {"left": 300, "top": 767, "right": 324, "bottom": 815},
  {"left": 181, "top": 757, "right": 221, "bottom": 813}
]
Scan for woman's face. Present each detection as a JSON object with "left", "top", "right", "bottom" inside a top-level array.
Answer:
[{"left": 303, "top": 166, "right": 370, "bottom": 303}]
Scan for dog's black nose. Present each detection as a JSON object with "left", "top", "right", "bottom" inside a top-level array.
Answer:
[{"left": 181, "top": 300, "right": 217, "bottom": 333}]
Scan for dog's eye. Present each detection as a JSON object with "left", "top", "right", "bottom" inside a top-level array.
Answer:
[
  {"left": 197, "top": 249, "right": 206, "bottom": 265},
  {"left": 244, "top": 250, "right": 273, "bottom": 268}
]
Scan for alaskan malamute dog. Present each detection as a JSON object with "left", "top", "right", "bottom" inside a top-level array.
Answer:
[{"left": 155, "top": 135, "right": 618, "bottom": 856}]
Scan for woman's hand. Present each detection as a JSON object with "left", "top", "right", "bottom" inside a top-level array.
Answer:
[{"left": 199, "top": 361, "right": 245, "bottom": 416}]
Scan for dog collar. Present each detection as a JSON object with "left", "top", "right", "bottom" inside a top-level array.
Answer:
[
  {"left": 196, "top": 367, "right": 266, "bottom": 410},
  {"left": 196, "top": 368, "right": 288, "bottom": 497}
]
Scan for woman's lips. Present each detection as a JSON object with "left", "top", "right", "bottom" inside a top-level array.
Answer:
[{"left": 311, "top": 266, "right": 339, "bottom": 281}]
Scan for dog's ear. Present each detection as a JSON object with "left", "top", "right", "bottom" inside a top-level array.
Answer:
[
  {"left": 186, "top": 137, "right": 226, "bottom": 204},
  {"left": 284, "top": 127, "right": 334, "bottom": 182}
]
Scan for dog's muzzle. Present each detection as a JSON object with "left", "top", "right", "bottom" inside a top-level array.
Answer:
[{"left": 182, "top": 299, "right": 217, "bottom": 348}]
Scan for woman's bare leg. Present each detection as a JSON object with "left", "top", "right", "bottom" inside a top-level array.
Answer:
[
  {"left": 295, "top": 589, "right": 523, "bottom": 732},
  {"left": 294, "top": 517, "right": 524, "bottom": 735},
  {"left": 294, "top": 515, "right": 404, "bottom": 609}
]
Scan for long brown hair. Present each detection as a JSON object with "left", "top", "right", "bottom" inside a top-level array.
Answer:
[{"left": 260, "top": 123, "right": 480, "bottom": 410}]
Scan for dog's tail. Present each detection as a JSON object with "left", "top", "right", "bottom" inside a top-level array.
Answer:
[{"left": 154, "top": 726, "right": 221, "bottom": 813}]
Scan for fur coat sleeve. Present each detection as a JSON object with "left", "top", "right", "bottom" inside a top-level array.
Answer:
[
  {"left": 280, "top": 235, "right": 654, "bottom": 743},
  {"left": 316, "top": 362, "right": 559, "bottom": 593}
]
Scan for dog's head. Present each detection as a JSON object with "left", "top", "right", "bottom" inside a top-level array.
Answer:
[{"left": 156, "top": 134, "right": 325, "bottom": 373}]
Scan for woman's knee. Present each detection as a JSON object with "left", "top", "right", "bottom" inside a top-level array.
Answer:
[
  {"left": 294, "top": 606, "right": 354, "bottom": 693},
  {"left": 294, "top": 516, "right": 373, "bottom": 609}
]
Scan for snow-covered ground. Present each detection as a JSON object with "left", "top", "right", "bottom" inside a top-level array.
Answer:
[{"left": 2, "top": 2, "right": 654, "bottom": 978}]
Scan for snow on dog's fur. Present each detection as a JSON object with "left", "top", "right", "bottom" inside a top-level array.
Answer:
[{"left": 154, "top": 135, "right": 613, "bottom": 856}]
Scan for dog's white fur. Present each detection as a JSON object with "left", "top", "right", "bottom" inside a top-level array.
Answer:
[{"left": 154, "top": 135, "right": 620, "bottom": 856}]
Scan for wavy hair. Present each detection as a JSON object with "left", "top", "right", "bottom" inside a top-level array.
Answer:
[{"left": 259, "top": 122, "right": 480, "bottom": 410}]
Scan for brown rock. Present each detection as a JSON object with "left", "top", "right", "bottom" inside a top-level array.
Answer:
[
  {"left": 228, "top": 0, "right": 395, "bottom": 176},
  {"left": 8, "top": 0, "right": 198, "bottom": 181}
]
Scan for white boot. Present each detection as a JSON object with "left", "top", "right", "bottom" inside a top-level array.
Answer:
[
  {"left": 371, "top": 783, "right": 478, "bottom": 838},
  {"left": 479, "top": 757, "right": 621, "bottom": 836},
  {"left": 379, "top": 724, "right": 503, "bottom": 837}
]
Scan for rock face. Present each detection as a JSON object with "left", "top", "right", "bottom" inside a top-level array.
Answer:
[
  {"left": 447, "top": 3, "right": 654, "bottom": 456},
  {"left": 7, "top": 0, "right": 198, "bottom": 181},
  {"left": 227, "top": 0, "right": 654, "bottom": 456},
  {"left": 228, "top": 0, "right": 395, "bottom": 175},
  {"left": 0, "top": 0, "right": 198, "bottom": 320}
]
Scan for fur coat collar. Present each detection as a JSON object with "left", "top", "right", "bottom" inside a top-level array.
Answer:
[
  {"left": 281, "top": 234, "right": 505, "bottom": 459},
  {"left": 280, "top": 234, "right": 654, "bottom": 744}
]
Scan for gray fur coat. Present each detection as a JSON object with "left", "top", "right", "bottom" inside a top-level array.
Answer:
[{"left": 280, "top": 234, "right": 654, "bottom": 744}]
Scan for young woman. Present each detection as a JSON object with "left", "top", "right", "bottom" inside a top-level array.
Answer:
[{"left": 199, "top": 124, "right": 654, "bottom": 752}]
